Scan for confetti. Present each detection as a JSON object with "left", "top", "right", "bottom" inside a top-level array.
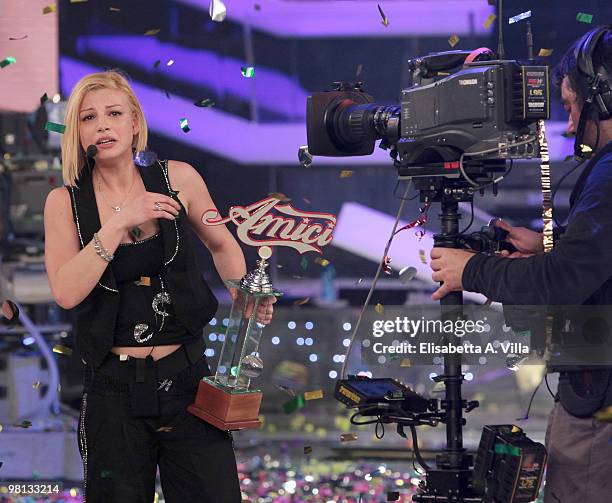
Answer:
[
  {"left": 356, "top": 64, "right": 363, "bottom": 77},
  {"left": 166, "top": 59, "right": 175, "bottom": 66},
  {"left": 302, "top": 197, "right": 311, "bottom": 204},
  {"left": 45, "top": 121, "right": 65, "bottom": 134},
  {"left": 339, "top": 170, "right": 354, "bottom": 178},
  {"left": 580, "top": 144, "right": 593, "bottom": 155},
  {"left": 399, "top": 266, "right": 417, "bottom": 284},
  {"left": 294, "top": 297, "right": 310, "bottom": 306},
  {"left": 156, "top": 426, "right": 173, "bottom": 432},
  {"left": 340, "top": 432, "right": 358, "bottom": 442},
  {"left": 355, "top": 278, "right": 363, "bottom": 285},
  {"left": 32, "top": 381, "right": 41, "bottom": 389},
  {"left": 276, "top": 384, "right": 296, "bottom": 396},
  {"left": 138, "top": 276, "right": 151, "bottom": 286},
  {"left": 314, "top": 257, "right": 330, "bottom": 267},
  {"left": 15, "top": 420, "right": 32, "bottom": 429},
  {"left": 304, "top": 389, "right": 323, "bottom": 401},
  {"left": 43, "top": 4, "right": 57, "bottom": 14},
  {"left": 564, "top": 154, "right": 576, "bottom": 162},
  {"left": 576, "top": 12, "right": 593, "bottom": 24},
  {"left": 179, "top": 118, "right": 191, "bottom": 133},
  {"left": 100, "top": 470, "right": 113, "bottom": 478},
  {"left": 298, "top": 146, "right": 312, "bottom": 167},
  {"left": 448, "top": 34, "right": 460, "bottom": 48},
  {"left": 377, "top": 4, "right": 389, "bottom": 27},
  {"left": 109, "top": 6, "right": 120, "bottom": 11},
  {"left": 595, "top": 406, "right": 612, "bottom": 422},
  {"left": 375, "top": 303, "right": 384, "bottom": 315},
  {"left": 144, "top": 29, "right": 161, "bottom": 36},
  {"left": 282, "top": 394, "right": 306, "bottom": 414},
  {"left": 70, "top": 0, "right": 89, "bottom": 3},
  {"left": 303, "top": 445, "right": 313, "bottom": 455},
  {"left": 52, "top": 344, "right": 72, "bottom": 356},
  {"left": 40, "top": 93, "right": 49, "bottom": 105},
  {"left": 419, "top": 249, "right": 427, "bottom": 264},
  {"left": 538, "top": 48, "right": 554, "bottom": 57},
  {"left": 164, "top": 89, "right": 171, "bottom": 99},
  {"left": 241, "top": 66, "right": 255, "bottom": 78},
  {"left": 194, "top": 98, "right": 215, "bottom": 107},
  {"left": 509, "top": 10, "right": 531, "bottom": 24},
  {"left": 0, "top": 57, "right": 16, "bottom": 69},
  {"left": 268, "top": 192, "right": 291, "bottom": 202},
  {"left": 8, "top": 35, "right": 28, "bottom": 41},
  {"left": 400, "top": 358, "right": 411, "bottom": 367},
  {"left": 483, "top": 13, "right": 497, "bottom": 29},
  {"left": 153, "top": 60, "right": 161, "bottom": 69},
  {"left": 209, "top": 0, "right": 227, "bottom": 22},
  {"left": 300, "top": 257, "right": 309, "bottom": 270}
]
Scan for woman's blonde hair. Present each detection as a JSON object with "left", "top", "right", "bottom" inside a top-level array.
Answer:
[{"left": 61, "top": 70, "right": 148, "bottom": 186}]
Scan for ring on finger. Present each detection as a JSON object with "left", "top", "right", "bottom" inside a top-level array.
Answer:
[{"left": 154, "top": 202, "right": 162, "bottom": 211}]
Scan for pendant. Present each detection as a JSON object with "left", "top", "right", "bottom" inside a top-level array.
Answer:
[
  {"left": 134, "top": 323, "right": 153, "bottom": 343},
  {"left": 152, "top": 292, "right": 172, "bottom": 317},
  {"left": 114, "top": 206, "right": 121, "bottom": 212}
]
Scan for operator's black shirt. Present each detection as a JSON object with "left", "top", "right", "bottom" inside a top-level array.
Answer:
[{"left": 462, "top": 141, "right": 612, "bottom": 416}]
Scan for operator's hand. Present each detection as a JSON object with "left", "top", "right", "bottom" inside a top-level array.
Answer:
[
  {"left": 429, "top": 248, "right": 475, "bottom": 301},
  {"left": 494, "top": 219, "right": 544, "bottom": 255}
]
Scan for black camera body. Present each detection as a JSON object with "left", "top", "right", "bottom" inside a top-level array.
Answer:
[{"left": 307, "top": 51, "right": 549, "bottom": 173}]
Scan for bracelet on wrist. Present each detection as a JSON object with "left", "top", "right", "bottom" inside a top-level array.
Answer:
[{"left": 92, "top": 233, "right": 114, "bottom": 262}]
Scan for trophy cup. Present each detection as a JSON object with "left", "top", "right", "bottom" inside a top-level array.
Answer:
[{"left": 188, "top": 246, "right": 281, "bottom": 430}]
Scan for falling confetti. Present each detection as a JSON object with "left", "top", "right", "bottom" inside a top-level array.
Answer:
[
  {"left": 377, "top": 4, "right": 389, "bottom": 27},
  {"left": 282, "top": 394, "right": 306, "bottom": 414},
  {"left": 153, "top": 60, "right": 161, "bottom": 69},
  {"left": 298, "top": 146, "right": 312, "bottom": 167},
  {"left": 156, "top": 426, "right": 173, "bottom": 432},
  {"left": 15, "top": 420, "right": 32, "bottom": 429},
  {"left": 8, "top": 35, "right": 28, "bottom": 41},
  {"left": 40, "top": 93, "right": 49, "bottom": 105},
  {"left": 0, "top": 57, "right": 16, "bottom": 69},
  {"left": 135, "top": 276, "right": 151, "bottom": 286},
  {"left": 179, "top": 118, "right": 191, "bottom": 133},
  {"left": 194, "top": 98, "right": 215, "bottom": 107},
  {"left": 209, "top": 0, "right": 227, "bottom": 22},
  {"left": 576, "top": 12, "right": 593, "bottom": 24},
  {"left": 241, "top": 66, "right": 255, "bottom": 78},
  {"left": 314, "top": 257, "right": 330, "bottom": 267},
  {"left": 32, "top": 381, "right": 42, "bottom": 389},
  {"left": 509, "top": 10, "right": 531, "bottom": 24},
  {"left": 564, "top": 154, "right": 576, "bottom": 162},
  {"left": 356, "top": 64, "right": 363, "bottom": 77},
  {"left": 109, "top": 6, "right": 120, "bottom": 11},
  {"left": 355, "top": 278, "right": 363, "bottom": 285},
  {"left": 43, "top": 4, "right": 57, "bottom": 14},
  {"left": 419, "top": 250, "right": 427, "bottom": 264},
  {"left": 268, "top": 192, "right": 291, "bottom": 202},
  {"left": 580, "top": 144, "right": 593, "bottom": 155},
  {"left": 52, "top": 344, "right": 72, "bottom": 356},
  {"left": 339, "top": 170, "right": 354, "bottom": 178},
  {"left": 45, "top": 121, "right": 65, "bottom": 134},
  {"left": 294, "top": 297, "right": 310, "bottom": 306},
  {"left": 448, "top": 34, "right": 460, "bottom": 48},
  {"left": 70, "top": 0, "right": 89, "bottom": 3},
  {"left": 144, "top": 29, "right": 161, "bottom": 36},
  {"left": 538, "top": 48, "right": 554, "bottom": 57},
  {"left": 302, "top": 197, "right": 311, "bottom": 204},
  {"left": 300, "top": 257, "right": 309, "bottom": 270},
  {"left": 400, "top": 358, "right": 411, "bottom": 367},
  {"left": 483, "top": 13, "right": 497, "bottom": 29},
  {"left": 303, "top": 445, "right": 313, "bottom": 455},
  {"left": 375, "top": 303, "right": 384, "bottom": 315},
  {"left": 340, "top": 432, "right": 358, "bottom": 442},
  {"left": 304, "top": 390, "right": 323, "bottom": 401},
  {"left": 166, "top": 59, "right": 175, "bottom": 66},
  {"left": 594, "top": 406, "right": 612, "bottom": 422}
]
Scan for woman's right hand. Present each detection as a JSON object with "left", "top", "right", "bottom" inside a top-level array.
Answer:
[
  {"left": 494, "top": 219, "right": 544, "bottom": 255},
  {"left": 115, "top": 191, "right": 181, "bottom": 230}
]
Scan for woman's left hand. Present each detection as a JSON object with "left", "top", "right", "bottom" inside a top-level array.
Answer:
[{"left": 255, "top": 296, "right": 277, "bottom": 325}]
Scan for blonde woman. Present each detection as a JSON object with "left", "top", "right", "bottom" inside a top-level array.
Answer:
[{"left": 44, "top": 70, "right": 273, "bottom": 502}]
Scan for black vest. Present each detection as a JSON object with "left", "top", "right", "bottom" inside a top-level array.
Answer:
[{"left": 67, "top": 159, "right": 218, "bottom": 369}]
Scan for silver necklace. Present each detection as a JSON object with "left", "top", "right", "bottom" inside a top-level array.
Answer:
[{"left": 96, "top": 171, "right": 137, "bottom": 212}]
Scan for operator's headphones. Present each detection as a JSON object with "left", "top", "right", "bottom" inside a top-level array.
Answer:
[{"left": 573, "top": 25, "right": 612, "bottom": 157}]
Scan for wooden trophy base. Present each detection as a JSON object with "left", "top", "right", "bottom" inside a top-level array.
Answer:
[{"left": 188, "top": 377, "right": 263, "bottom": 431}]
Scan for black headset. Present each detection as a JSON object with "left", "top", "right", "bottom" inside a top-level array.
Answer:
[{"left": 573, "top": 25, "right": 612, "bottom": 156}]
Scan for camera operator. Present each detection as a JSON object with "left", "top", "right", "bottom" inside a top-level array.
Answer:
[{"left": 429, "top": 26, "right": 612, "bottom": 503}]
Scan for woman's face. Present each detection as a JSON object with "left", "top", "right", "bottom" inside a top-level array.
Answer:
[{"left": 78, "top": 87, "right": 139, "bottom": 163}]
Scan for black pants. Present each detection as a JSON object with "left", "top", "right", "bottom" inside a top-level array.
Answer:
[{"left": 78, "top": 345, "right": 241, "bottom": 503}]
